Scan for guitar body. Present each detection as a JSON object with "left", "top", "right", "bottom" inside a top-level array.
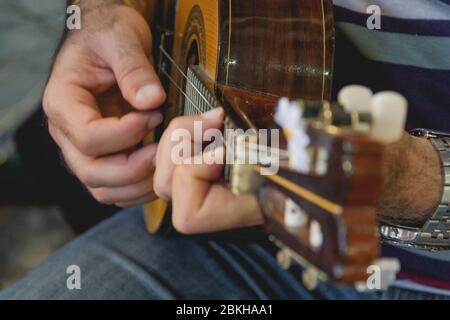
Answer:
[{"left": 144, "top": 0, "right": 335, "bottom": 233}]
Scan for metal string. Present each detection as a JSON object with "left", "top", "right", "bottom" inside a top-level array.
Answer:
[
  {"left": 158, "top": 67, "right": 203, "bottom": 115},
  {"left": 159, "top": 45, "right": 215, "bottom": 111},
  {"left": 157, "top": 45, "right": 287, "bottom": 163}
]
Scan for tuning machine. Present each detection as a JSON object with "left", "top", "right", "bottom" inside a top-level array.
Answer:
[
  {"left": 271, "top": 237, "right": 326, "bottom": 291},
  {"left": 338, "top": 85, "right": 408, "bottom": 143}
]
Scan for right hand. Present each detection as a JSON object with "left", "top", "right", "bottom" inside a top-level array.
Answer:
[{"left": 44, "top": 5, "right": 166, "bottom": 208}]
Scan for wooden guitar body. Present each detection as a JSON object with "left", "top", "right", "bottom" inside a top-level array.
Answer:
[{"left": 145, "top": 0, "right": 335, "bottom": 232}]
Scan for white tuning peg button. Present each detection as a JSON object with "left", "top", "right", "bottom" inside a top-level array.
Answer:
[
  {"left": 338, "top": 85, "right": 373, "bottom": 113},
  {"left": 370, "top": 91, "right": 408, "bottom": 144},
  {"left": 284, "top": 199, "right": 307, "bottom": 229}
]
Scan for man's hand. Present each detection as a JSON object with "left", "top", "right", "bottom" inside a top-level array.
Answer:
[
  {"left": 153, "top": 107, "right": 442, "bottom": 234},
  {"left": 44, "top": 4, "right": 165, "bottom": 207},
  {"left": 153, "top": 109, "right": 264, "bottom": 234}
]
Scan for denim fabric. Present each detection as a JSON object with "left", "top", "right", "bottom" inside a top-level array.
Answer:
[{"left": 0, "top": 207, "right": 447, "bottom": 300}]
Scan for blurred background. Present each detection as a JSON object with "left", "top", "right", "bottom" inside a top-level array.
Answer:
[
  {"left": 0, "top": 0, "right": 71, "bottom": 289},
  {"left": 0, "top": 1, "right": 106, "bottom": 290}
]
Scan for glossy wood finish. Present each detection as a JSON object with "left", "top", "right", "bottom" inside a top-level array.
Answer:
[
  {"left": 159, "top": 0, "right": 335, "bottom": 125},
  {"left": 218, "top": 0, "right": 335, "bottom": 100}
]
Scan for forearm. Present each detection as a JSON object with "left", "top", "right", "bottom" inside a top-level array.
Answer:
[
  {"left": 71, "top": 0, "right": 158, "bottom": 22},
  {"left": 377, "top": 133, "right": 443, "bottom": 227}
]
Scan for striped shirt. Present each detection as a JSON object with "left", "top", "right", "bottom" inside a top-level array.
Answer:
[{"left": 332, "top": 0, "right": 450, "bottom": 296}]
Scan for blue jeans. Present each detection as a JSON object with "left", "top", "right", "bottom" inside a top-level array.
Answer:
[{"left": 0, "top": 207, "right": 446, "bottom": 300}]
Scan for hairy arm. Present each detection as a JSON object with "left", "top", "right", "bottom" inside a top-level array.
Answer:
[
  {"left": 69, "top": 0, "right": 159, "bottom": 31},
  {"left": 72, "top": 0, "right": 158, "bottom": 19},
  {"left": 377, "top": 133, "right": 443, "bottom": 227}
]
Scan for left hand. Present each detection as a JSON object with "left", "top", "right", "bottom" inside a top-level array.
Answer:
[
  {"left": 155, "top": 108, "right": 442, "bottom": 234},
  {"left": 153, "top": 108, "right": 263, "bottom": 234}
]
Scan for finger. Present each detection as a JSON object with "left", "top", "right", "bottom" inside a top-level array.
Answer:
[
  {"left": 45, "top": 83, "right": 162, "bottom": 157},
  {"left": 89, "top": 174, "right": 154, "bottom": 205},
  {"left": 171, "top": 148, "right": 263, "bottom": 234},
  {"left": 154, "top": 108, "right": 225, "bottom": 199},
  {"left": 55, "top": 127, "right": 158, "bottom": 188},
  {"left": 80, "top": 143, "right": 158, "bottom": 188},
  {"left": 49, "top": 43, "right": 117, "bottom": 94},
  {"left": 97, "top": 23, "right": 166, "bottom": 110}
]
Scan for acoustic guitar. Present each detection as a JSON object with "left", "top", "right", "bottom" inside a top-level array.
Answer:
[{"left": 144, "top": 0, "right": 405, "bottom": 289}]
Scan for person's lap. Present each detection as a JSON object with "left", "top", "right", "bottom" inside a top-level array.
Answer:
[{"left": 0, "top": 206, "right": 425, "bottom": 300}]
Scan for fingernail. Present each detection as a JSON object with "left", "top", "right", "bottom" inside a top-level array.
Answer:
[
  {"left": 148, "top": 112, "right": 163, "bottom": 129},
  {"left": 136, "top": 84, "right": 161, "bottom": 102},
  {"left": 202, "top": 108, "right": 224, "bottom": 120}
]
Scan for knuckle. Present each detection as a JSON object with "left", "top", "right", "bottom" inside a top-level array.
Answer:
[
  {"left": 91, "top": 188, "right": 113, "bottom": 205},
  {"left": 175, "top": 164, "right": 194, "bottom": 183},
  {"left": 172, "top": 211, "right": 191, "bottom": 235},
  {"left": 42, "top": 86, "right": 54, "bottom": 116},
  {"left": 167, "top": 118, "right": 183, "bottom": 133},
  {"left": 42, "top": 87, "right": 70, "bottom": 139},
  {"left": 171, "top": 166, "right": 197, "bottom": 235},
  {"left": 75, "top": 133, "right": 97, "bottom": 156},
  {"left": 76, "top": 167, "right": 94, "bottom": 187},
  {"left": 172, "top": 211, "right": 195, "bottom": 235},
  {"left": 153, "top": 175, "right": 169, "bottom": 200},
  {"left": 47, "top": 124, "right": 59, "bottom": 142},
  {"left": 118, "top": 64, "right": 148, "bottom": 94},
  {"left": 120, "top": 63, "right": 146, "bottom": 82},
  {"left": 60, "top": 156, "right": 78, "bottom": 178}
]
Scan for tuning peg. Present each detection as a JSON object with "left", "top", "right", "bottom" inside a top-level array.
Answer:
[
  {"left": 338, "top": 85, "right": 373, "bottom": 113},
  {"left": 309, "top": 220, "right": 323, "bottom": 250},
  {"left": 370, "top": 91, "right": 408, "bottom": 143},
  {"left": 284, "top": 199, "right": 307, "bottom": 228}
]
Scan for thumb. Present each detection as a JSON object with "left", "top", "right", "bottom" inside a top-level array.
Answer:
[{"left": 99, "top": 25, "right": 166, "bottom": 111}]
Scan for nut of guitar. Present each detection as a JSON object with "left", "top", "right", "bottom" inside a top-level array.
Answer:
[{"left": 231, "top": 134, "right": 263, "bottom": 195}]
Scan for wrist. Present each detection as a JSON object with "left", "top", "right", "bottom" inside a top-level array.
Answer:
[
  {"left": 380, "top": 129, "right": 450, "bottom": 250},
  {"left": 64, "top": 0, "right": 151, "bottom": 45},
  {"left": 377, "top": 133, "right": 442, "bottom": 227},
  {"left": 71, "top": 0, "right": 150, "bottom": 17}
]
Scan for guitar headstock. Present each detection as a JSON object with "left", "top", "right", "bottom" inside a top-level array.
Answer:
[{"left": 225, "top": 85, "right": 407, "bottom": 289}]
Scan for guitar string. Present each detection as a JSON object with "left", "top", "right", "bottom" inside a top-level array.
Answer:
[
  {"left": 157, "top": 45, "right": 289, "bottom": 162},
  {"left": 159, "top": 67, "right": 203, "bottom": 115},
  {"left": 159, "top": 45, "right": 265, "bottom": 135},
  {"left": 159, "top": 45, "right": 215, "bottom": 111},
  {"left": 159, "top": 66, "right": 287, "bottom": 159}
]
